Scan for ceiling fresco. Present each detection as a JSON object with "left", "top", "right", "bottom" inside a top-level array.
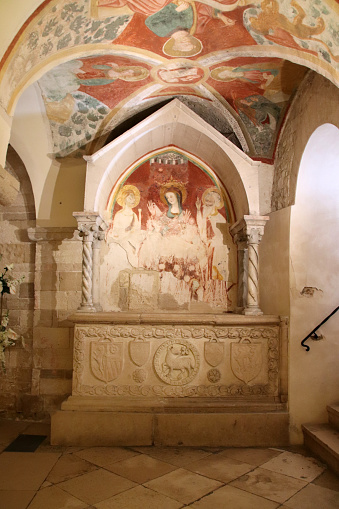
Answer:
[{"left": 0, "top": 0, "right": 338, "bottom": 161}]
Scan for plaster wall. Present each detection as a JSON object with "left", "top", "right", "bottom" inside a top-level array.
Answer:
[
  {"left": 10, "top": 83, "right": 54, "bottom": 220},
  {"left": 0, "top": 0, "right": 42, "bottom": 61},
  {"left": 10, "top": 83, "right": 86, "bottom": 226},
  {"left": 259, "top": 207, "right": 290, "bottom": 317},
  {"left": 289, "top": 124, "right": 339, "bottom": 443}
]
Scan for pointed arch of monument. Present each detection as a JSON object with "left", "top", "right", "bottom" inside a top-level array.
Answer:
[{"left": 84, "top": 99, "right": 255, "bottom": 222}]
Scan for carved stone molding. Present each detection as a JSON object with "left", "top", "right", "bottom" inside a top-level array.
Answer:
[{"left": 72, "top": 324, "right": 280, "bottom": 399}]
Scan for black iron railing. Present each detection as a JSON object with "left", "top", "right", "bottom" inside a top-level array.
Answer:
[{"left": 301, "top": 306, "right": 339, "bottom": 351}]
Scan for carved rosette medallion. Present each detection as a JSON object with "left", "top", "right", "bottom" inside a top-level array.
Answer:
[
  {"left": 230, "top": 338, "right": 263, "bottom": 384},
  {"left": 153, "top": 339, "right": 200, "bottom": 386},
  {"left": 207, "top": 368, "right": 221, "bottom": 383},
  {"left": 90, "top": 341, "right": 123, "bottom": 383},
  {"left": 133, "top": 369, "right": 147, "bottom": 383}
]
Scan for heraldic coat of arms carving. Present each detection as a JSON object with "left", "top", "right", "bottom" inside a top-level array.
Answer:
[{"left": 90, "top": 341, "right": 123, "bottom": 383}]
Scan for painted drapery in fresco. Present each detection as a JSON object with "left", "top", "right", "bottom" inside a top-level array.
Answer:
[{"left": 105, "top": 154, "right": 236, "bottom": 310}]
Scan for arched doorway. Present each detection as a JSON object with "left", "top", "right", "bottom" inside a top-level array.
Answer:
[{"left": 289, "top": 124, "right": 339, "bottom": 443}]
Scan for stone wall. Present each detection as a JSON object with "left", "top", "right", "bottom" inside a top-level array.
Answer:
[
  {"left": 272, "top": 72, "right": 339, "bottom": 211},
  {"left": 29, "top": 228, "right": 82, "bottom": 419},
  {"left": 0, "top": 146, "right": 35, "bottom": 417},
  {"left": 0, "top": 146, "right": 83, "bottom": 419}
]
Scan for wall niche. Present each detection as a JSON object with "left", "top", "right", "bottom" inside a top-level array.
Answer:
[{"left": 101, "top": 149, "right": 237, "bottom": 313}]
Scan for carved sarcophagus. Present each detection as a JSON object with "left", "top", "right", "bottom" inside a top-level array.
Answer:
[
  {"left": 52, "top": 313, "right": 288, "bottom": 447},
  {"left": 71, "top": 313, "right": 285, "bottom": 402}
]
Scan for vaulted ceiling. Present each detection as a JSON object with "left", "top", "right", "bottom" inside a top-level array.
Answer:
[{"left": 1, "top": 0, "right": 338, "bottom": 162}]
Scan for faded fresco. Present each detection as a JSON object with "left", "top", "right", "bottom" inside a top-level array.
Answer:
[
  {"left": 1, "top": 0, "right": 338, "bottom": 162},
  {"left": 37, "top": 53, "right": 306, "bottom": 158},
  {"left": 38, "top": 56, "right": 151, "bottom": 156},
  {"left": 102, "top": 152, "right": 236, "bottom": 311}
]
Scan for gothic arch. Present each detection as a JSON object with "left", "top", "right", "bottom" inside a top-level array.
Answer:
[{"left": 85, "top": 100, "right": 255, "bottom": 223}]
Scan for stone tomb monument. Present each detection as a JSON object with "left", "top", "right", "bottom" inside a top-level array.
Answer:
[{"left": 51, "top": 106, "right": 288, "bottom": 446}]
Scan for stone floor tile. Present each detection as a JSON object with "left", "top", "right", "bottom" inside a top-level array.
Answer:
[
  {"left": 0, "top": 490, "right": 35, "bottom": 509},
  {"left": 144, "top": 468, "right": 222, "bottom": 505},
  {"left": 58, "top": 467, "right": 137, "bottom": 505},
  {"left": 283, "top": 483, "right": 339, "bottom": 509},
  {"left": 312, "top": 469, "right": 339, "bottom": 492},
  {"left": 75, "top": 447, "right": 139, "bottom": 467},
  {"left": 186, "top": 453, "right": 253, "bottom": 483},
  {"left": 94, "top": 485, "right": 183, "bottom": 509},
  {"left": 230, "top": 467, "right": 308, "bottom": 504},
  {"left": 220, "top": 448, "right": 282, "bottom": 466},
  {"left": 40, "top": 481, "right": 52, "bottom": 489},
  {"left": 46, "top": 453, "right": 98, "bottom": 484},
  {"left": 106, "top": 453, "right": 178, "bottom": 483},
  {"left": 187, "top": 485, "right": 280, "bottom": 509},
  {"left": 0, "top": 452, "right": 60, "bottom": 490},
  {"left": 36, "top": 442, "right": 66, "bottom": 453},
  {"left": 273, "top": 445, "right": 312, "bottom": 457},
  {"left": 26, "top": 485, "right": 87, "bottom": 509},
  {"left": 261, "top": 451, "right": 325, "bottom": 481},
  {"left": 131, "top": 447, "right": 212, "bottom": 467},
  {"left": 64, "top": 447, "right": 86, "bottom": 455}
]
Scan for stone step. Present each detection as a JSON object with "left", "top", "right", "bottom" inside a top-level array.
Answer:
[
  {"left": 328, "top": 404, "right": 339, "bottom": 432},
  {"left": 302, "top": 423, "right": 339, "bottom": 475}
]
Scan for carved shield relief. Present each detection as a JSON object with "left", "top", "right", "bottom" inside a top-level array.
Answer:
[
  {"left": 204, "top": 340, "right": 224, "bottom": 367},
  {"left": 230, "top": 339, "right": 263, "bottom": 384},
  {"left": 129, "top": 339, "right": 150, "bottom": 367},
  {"left": 90, "top": 341, "right": 123, "bottom": 383}
]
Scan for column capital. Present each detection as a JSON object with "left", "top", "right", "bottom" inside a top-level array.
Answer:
[
  {"left": 230, "top": 215, "right": 269, "bottom": 244},
  {"left": 73, "top": 211, "right": 106, "bottom": 228},
  {"left": 73, "top": 211, "right": 107, "bottom": 241}
]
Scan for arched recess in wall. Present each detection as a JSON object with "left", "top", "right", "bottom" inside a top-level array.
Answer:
[
  {"left": 89, "top": 101, "right": 251, "bottom": 222},
  {"left": 272, "top": 73, "right": 339, "bottom": 211},
  {"left": 100, "top": 147, "right": 239, "bottom": 313},
  {"left": 288, "top": 123, "right": 339, "bottom": 442},
  {"left": 0, "top": 145, "right": 36, "bottom": 417}
]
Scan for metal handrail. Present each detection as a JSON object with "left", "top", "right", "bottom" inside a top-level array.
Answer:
[{"left": 301, "top": 306, "right": 339, "bottom": 351}]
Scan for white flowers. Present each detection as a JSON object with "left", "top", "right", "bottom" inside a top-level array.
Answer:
[{"left": 0, "top": 255, "right": 24, "bottom": 371}]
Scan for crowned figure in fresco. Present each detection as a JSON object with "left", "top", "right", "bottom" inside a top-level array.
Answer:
[
  {"left": 138, "top": 178, "right": 207, "bottom": 302},
  {"left": 106, "top": 184, "right": 145, "bottom": 267}
]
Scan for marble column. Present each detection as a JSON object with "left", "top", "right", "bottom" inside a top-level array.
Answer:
[
  {"left": 92, "top": 229, "right": 106, "bottom": 311},
  {"left": 232, "top": 231, "right": 248, "bottom": 313},
  {"left": 73, "top": 212, "right": 106, "bottom": 312},
  {"left": 231, "top": 215, "right": 269, "bottom": 316}
]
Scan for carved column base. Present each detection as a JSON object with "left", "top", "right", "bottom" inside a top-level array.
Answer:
[
  {"left": 77, "top": 304, "right": 96, "bottom": 313},
  {"left": 243, "top": 306, "right": 264, "bottom": 316}
]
